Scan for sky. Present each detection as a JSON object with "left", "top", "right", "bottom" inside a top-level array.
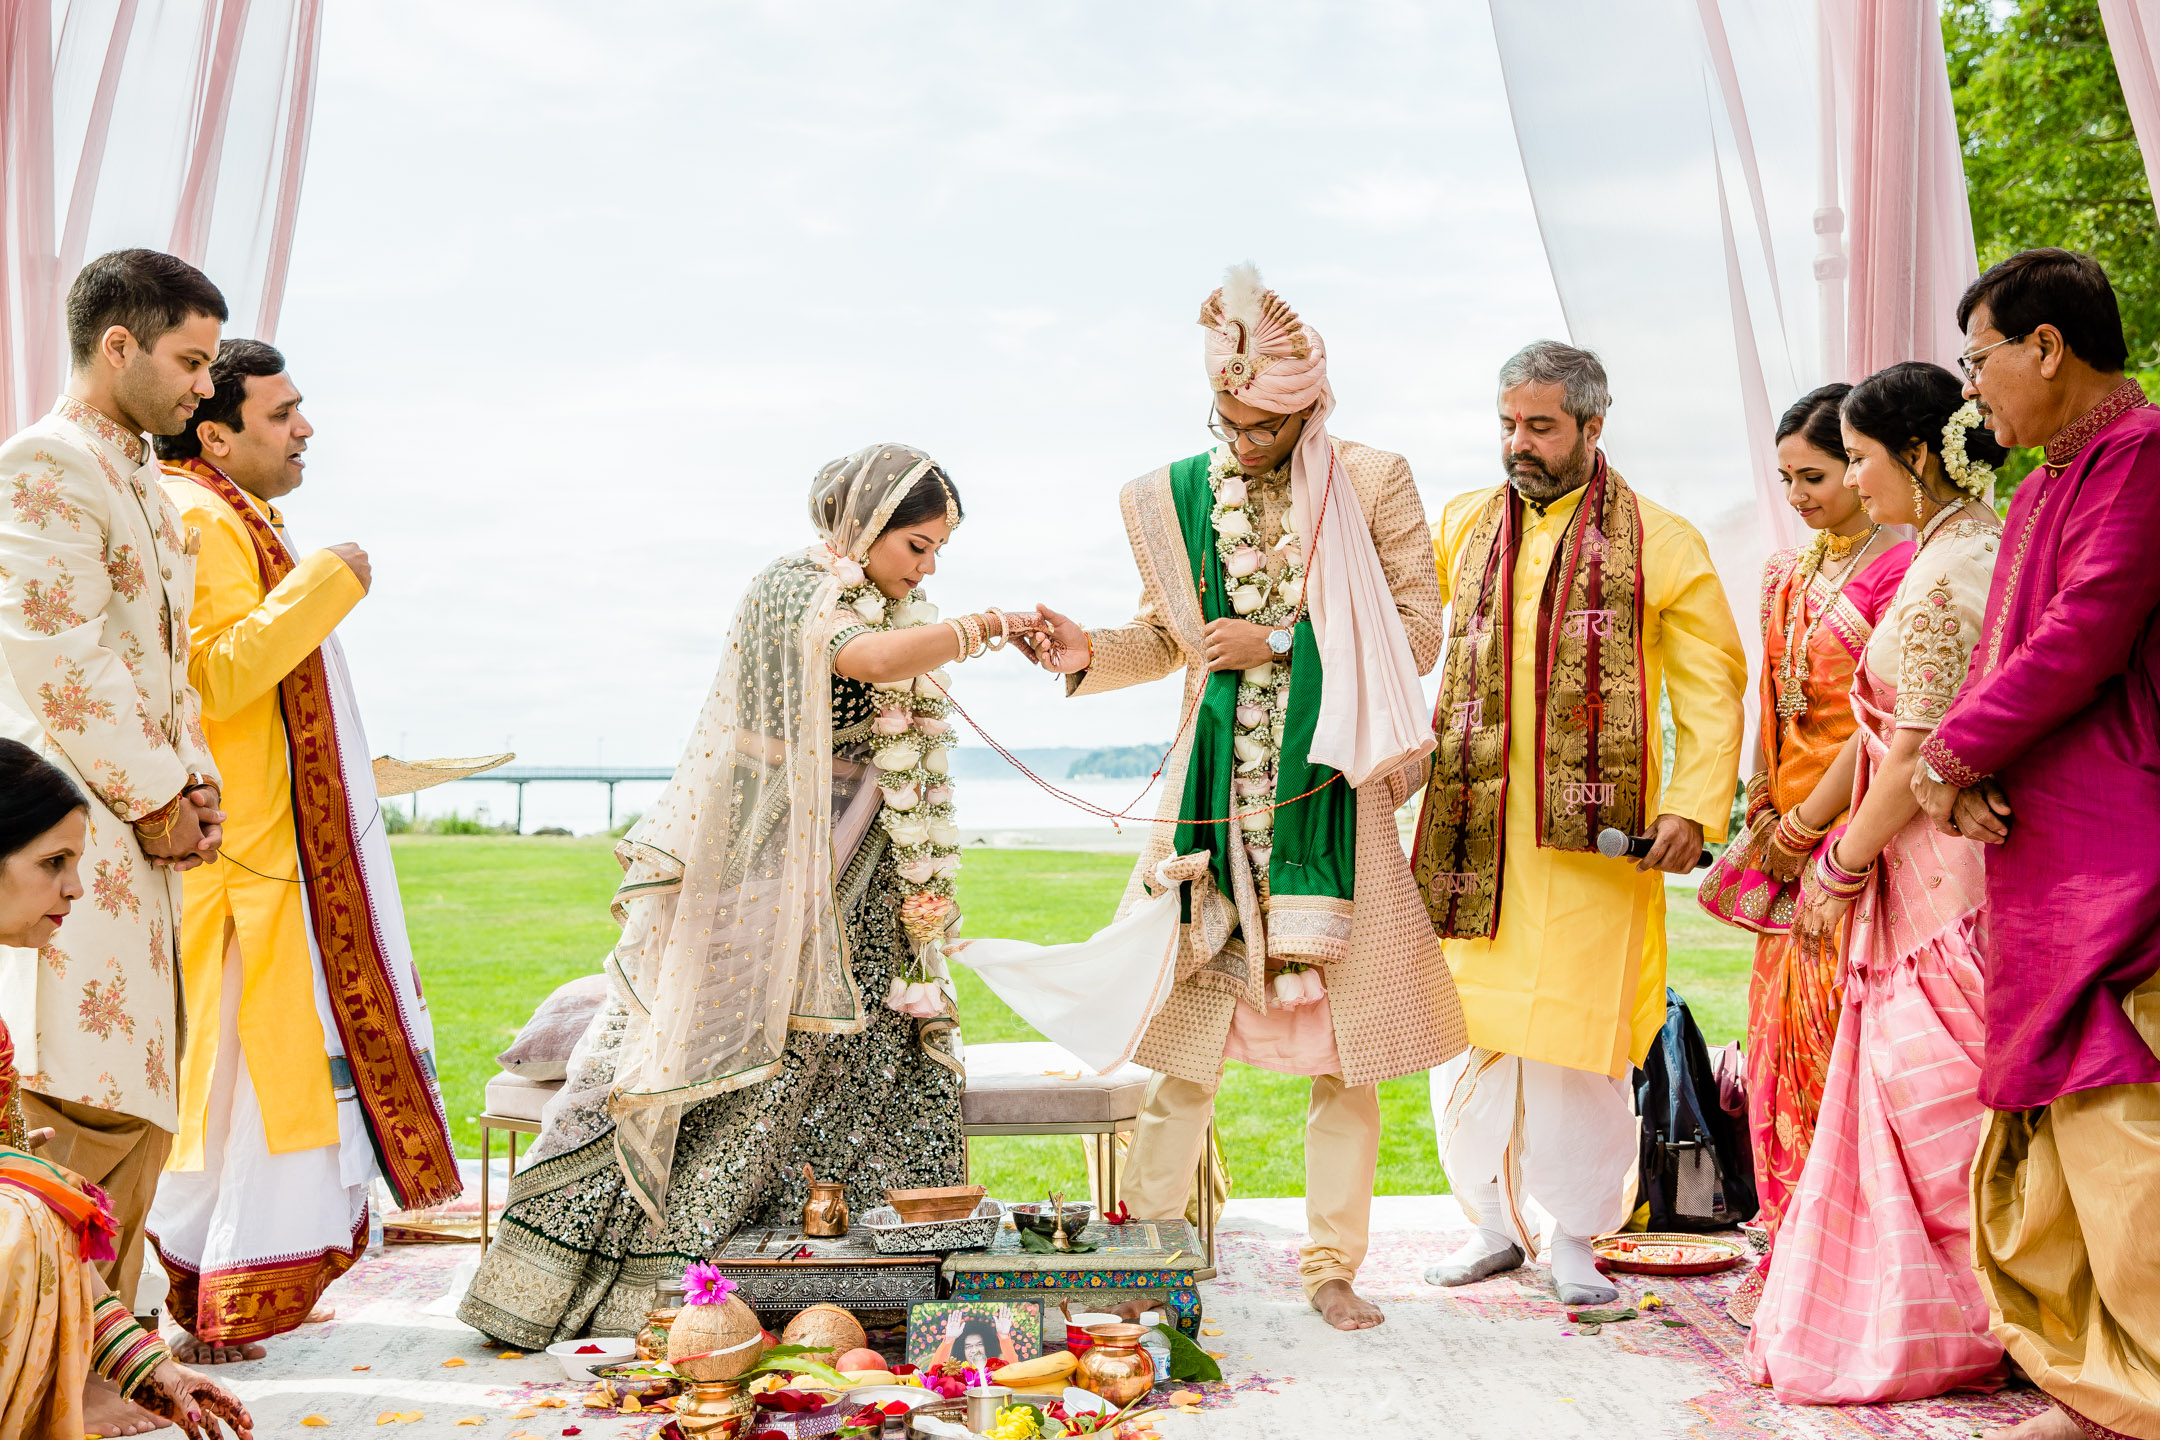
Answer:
[{"left": 269, "top": 0, "right": 1569, "bottom": 829}]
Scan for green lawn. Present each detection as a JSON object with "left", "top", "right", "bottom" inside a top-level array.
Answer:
[{"left": 394, "top": 836, "right": 1752, "bottom": 1202}]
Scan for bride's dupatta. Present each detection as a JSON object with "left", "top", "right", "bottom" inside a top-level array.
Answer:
[{"left": 603, "top": 446, "right": 955, "bottom": 1223}]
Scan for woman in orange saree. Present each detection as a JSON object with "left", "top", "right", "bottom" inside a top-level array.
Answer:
[{"left": 1723, "top": 387, "right": 1910, "bottom": 1323}]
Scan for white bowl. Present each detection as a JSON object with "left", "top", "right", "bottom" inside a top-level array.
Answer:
[{"left": 545, "top": 1336, "right": 639, "bottom": 1381}]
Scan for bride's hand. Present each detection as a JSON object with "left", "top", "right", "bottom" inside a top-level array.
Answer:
[{"left": 1017, "top": 605, "right": 1090, "bottom": 673}]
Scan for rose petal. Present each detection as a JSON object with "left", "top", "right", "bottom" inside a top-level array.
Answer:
[
  {"left": 513, "top": 1407, "right": 540, "bottom": 1418},
  {"left": 536, "top": 1399, "right": 570, "bottom": 1408},
  {"left": 498, "top": 1351, "right": 523, "bottom": 1359},
  {"left": 1168, "top": 1390, "right": 1203, "bottom": 1405},
  {"left": 351, "top": 1364, "right": 370, "bottom": 1370},
  {"left": 455, "top": 1420, "right": 485, "bottom": 1428},
  {"left": 301, "top": 1420, "right": 330, "bottom": 1429}
]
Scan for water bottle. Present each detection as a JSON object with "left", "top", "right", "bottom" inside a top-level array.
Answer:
[{"left": 1135, "top": 1311, "right": 1172, "bottom": 1386}]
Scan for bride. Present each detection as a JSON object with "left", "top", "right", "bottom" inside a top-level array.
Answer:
[{"left": 461, "top": 445, "right": 1040, "bottom": 1346}]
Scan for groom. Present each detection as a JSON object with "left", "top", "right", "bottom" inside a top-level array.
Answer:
[{"left": 1026, "top": 267, "right": 1465, "bottom": 1331}]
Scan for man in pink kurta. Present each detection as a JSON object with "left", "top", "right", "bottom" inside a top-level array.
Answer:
[{"left": 1916, "top": 248, "right": 2160, "bottom": 1440}]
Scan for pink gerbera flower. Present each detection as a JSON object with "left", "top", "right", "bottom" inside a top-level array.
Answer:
[{"left": 683, "top": 1261, "right": 738, "bottom": 1307}]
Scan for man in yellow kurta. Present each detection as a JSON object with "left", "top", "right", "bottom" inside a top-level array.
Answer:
[
  {"left": 146, "top": 340, "right": 455, "bottom": 1363},
  {"left": 1412, "top": 342, "right": 1745, "bottom": 1306}
]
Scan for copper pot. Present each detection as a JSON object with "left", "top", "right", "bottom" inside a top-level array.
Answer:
[
  {"left": 637, "top": 1306, "right": 679, "bottom": 1361},
  {"left": 676, "top": 1379, "right": 756, "bottom": 1437},
  {"left": 802, "top": 1163, "right": 850, "bottom": 1237},
  {"left": 1074, "top": 1323, "right": 1155, "bottom": 1408}
]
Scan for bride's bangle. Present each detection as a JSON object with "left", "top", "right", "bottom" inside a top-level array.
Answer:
[
  {"left": 944, "top": 618, "right": 971, "bottom": 660},
  {"left": 983, "top": 608, "right": 1009, "bottom": 651}
]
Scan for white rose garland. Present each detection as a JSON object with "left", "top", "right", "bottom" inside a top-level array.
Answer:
[
  {"left": 832, "top": 567, "right": 961, "bottom": 1020},
  {"left": 1206, "top": 450, "right": 1326, "bottom": 1009}
]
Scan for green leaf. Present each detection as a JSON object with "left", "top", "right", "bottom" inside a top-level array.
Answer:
[
  {"left": 742, "top": 1349, "right": 853, "bottom": 1390},
  {"left": 1148, "top": 1323, "right": 1221, "bottom": 1384},
  {"left": 1018, "top": 1227, "right": 1096, "bottom": 1254}
]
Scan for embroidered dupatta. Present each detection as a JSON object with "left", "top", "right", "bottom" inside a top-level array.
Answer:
[
  {"left": 171, "top": 461, "right": 460, "bottom": 1210},
  {"left": 1413, "top": 456, "right": 1649, "bottom": 939}
]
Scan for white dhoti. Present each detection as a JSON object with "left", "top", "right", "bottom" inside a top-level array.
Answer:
[
  {"left": 147, "top": 926, "right": 375, "bottom": 1343},
  {"left": 1432, "top": 1046, "right": 1638, "bottom": 1252}
]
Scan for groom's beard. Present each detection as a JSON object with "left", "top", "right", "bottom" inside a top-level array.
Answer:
[{"left": 1504, "top": 438, "right": 1592, "bottom": 504}]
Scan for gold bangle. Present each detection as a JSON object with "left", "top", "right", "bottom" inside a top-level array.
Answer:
[{"left": 983, "top": 608, "right": 1008, "bottom": 651}]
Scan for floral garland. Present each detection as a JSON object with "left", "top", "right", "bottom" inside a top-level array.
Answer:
[
  {"left": 827, "top": 551, "right": 960, "bottom": 1019},
  {"left": 1205, "top": 450, "right": 1324, "bottom": 1010},
  {"left": 1939, "top": 401, "right": 1997, "bottom": 503}
]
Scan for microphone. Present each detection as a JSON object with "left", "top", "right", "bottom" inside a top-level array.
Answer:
[{"left": 1597, "top": 826, "right": 1712, "bottom": 871}]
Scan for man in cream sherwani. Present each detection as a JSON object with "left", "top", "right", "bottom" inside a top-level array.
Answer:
[
  {"left": 1027, "top": 267, "right": 1466, "bottom": 1331},
  {"left": 0, "top": 249, "right": 227, "bottom": 1323}
]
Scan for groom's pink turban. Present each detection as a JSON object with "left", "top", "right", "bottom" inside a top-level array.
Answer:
[
  {"left": 1193, "top": 265, "right": 1433, "bottom": 791},
  {"left": 1200, "top": 269, "right": 1329, "bottom": 414}
]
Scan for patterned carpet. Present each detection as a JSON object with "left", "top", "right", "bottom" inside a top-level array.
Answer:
[{"left": 201, "top": 1197, "right": 2051, "bottom": 1439}]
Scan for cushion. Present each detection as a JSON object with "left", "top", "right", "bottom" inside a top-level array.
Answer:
[
  {"left": 960, "top": 1041, "right": 1151, "bottom": 1128},
  {"left": 495, "top": 973, "right": 608, "bottom": 1080},
  {"left": 483, "top": 1071, "right": 563, "bottom": 1124}
]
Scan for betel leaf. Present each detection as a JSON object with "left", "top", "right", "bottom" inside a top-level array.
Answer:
[
  {"left": 741, "top": 1348, "right": 853, "bottom": 1390},
  {"left": 1148, "top": 1324, "right": 1220, "bottom": 1384}
]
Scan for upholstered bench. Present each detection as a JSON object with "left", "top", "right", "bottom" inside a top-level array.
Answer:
[
  {"left": 475, "top": 1073, "right": 560, "bottom": 1252},
  {"left": 960, "top": 1041, "right": 1215, "bottom": 1271},
  {"left": 475, "top": 1039, "right": 1214, "bottom": 1267}
]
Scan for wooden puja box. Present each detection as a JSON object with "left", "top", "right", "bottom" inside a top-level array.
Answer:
[
  {"left": 940, "top": 1219, "right": 1206, "bottom": 1338},
  {"left": 710, "top": 1226, "right": 942, "bottom": 1329}
]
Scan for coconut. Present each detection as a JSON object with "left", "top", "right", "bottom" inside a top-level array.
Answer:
[
  {"left": 780, "top": 1303, "right": 867, "bottom": 1358},
  {"left": 666, "top": 1294, "right": 765, "bottom": 1381}
]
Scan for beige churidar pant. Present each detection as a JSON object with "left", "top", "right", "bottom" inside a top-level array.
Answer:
[
  {"left": 21, "top": 1091, "right": 174, "bottom": 1309},
  {"left": 1120, "top": 1069, "right": 1379, "bottom": 1299},
  {"left": 1972, "top": 971, "right": 2160, "bottom": 1440}
]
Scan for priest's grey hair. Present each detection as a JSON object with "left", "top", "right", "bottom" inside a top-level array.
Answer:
[{"left": 1499, "top": 340, "right": 1611, "bottom": 424}]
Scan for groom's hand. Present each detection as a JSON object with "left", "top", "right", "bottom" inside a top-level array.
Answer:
[
  {"left": 1203, "top": 618, "right": 1275, "bottom": 673},
  {"left": 1022, "top": 605, "right": 1092, "bottom": 674}
]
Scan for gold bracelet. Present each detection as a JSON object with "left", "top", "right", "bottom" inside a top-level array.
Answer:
[{"left": 133, "top": 794, "right": 183, "bottom": 841}]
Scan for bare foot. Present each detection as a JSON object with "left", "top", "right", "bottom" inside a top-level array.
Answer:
[
  {"left": 1309, "top": 1278, "right": 1384, "bottom": 1332},
  {"left": 1981, "top": 1409, "right": 2084, "bottom": 1440},
  {"left": 304, "top": 1306, "right": 335, "bottom": 1323},
  {"left": 83, "top": 1375, "right": 171, "bottom": 1437},
  {"left": 168, "top": 1332, "right": 267, "bottom": 1365}
]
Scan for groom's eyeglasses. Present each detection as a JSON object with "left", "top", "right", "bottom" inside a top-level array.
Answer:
[
  {"left": 1208, "top": 405, "right": 1295, "bottom": 448},
  {"left": 1957, "top": 333, "right": 2030, "bottom": 380}
]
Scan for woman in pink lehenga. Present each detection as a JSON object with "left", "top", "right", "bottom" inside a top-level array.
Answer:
[{"left": 1746, "top": 362, "right": 2006, "bottom": 1404}]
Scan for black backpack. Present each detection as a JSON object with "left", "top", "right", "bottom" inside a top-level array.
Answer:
[{"left": 1633, "top": 987, "right": 1758, "bottom": 1231}]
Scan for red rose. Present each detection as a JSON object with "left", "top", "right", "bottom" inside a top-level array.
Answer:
[{"left": 983, "top": 1357, "right": 1007, "bottom": 1373}]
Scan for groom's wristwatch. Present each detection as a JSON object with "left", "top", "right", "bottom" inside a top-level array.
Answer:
[
  {"left": 1266, "top": 627, "right": 1292, "bottom": 656},
  {"left": 1922, "top": 760, "right": 1947, "bottom": 786}
]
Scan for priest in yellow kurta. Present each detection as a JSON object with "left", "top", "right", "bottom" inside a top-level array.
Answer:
[
  {"left": 1413, "top": 341, "right": 1745, "bottom": 1307},
  {"left": 147, "top": 340, "right": 458, "bottom": 1363}
]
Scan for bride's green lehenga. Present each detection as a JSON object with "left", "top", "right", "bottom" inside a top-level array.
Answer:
[{"left": 459, "top": 466, "right": 968, "bottom": 1350}]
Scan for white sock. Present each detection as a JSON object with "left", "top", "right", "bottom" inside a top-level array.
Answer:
[
  {"left": 1448, "top": 1177, "right": 1518, "bottom": 1264},
  {"left": 1548, "top": 1230, "right": 1617, "bottom": 1300}
]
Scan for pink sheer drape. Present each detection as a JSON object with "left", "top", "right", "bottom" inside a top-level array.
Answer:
[
  {"left": 0, "top": 0, "right": 322, "bottom": 438},
  {"left": 2098, "top": 0, "right": 2160, "bottom": 215},
  {"left": 1488, "top": 0, "right": 1976, "bottom": 753}
]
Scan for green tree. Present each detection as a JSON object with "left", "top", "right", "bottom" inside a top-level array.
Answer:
[{"left": 1943, "top": 0, "right": 2159, "bottom": 364}]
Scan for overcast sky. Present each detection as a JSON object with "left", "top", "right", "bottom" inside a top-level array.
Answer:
[{"left": 269, "top": 0, "right": 1567, "bottom": 825}]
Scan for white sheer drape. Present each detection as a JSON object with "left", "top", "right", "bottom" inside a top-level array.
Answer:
[
  {"left": 2098, "top": 0, "right": 2160, "bottom": 218},
  {"left": 1488, "top": 0, "right": 1976, "bottom": 748},
  {"left": 0, "top": 0, "right": 322, "bottom": 437}
]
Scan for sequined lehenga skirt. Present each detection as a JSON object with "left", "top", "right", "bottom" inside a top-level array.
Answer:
[{"left": 457, "top": 838, "right": 965, "bottom": 1348}]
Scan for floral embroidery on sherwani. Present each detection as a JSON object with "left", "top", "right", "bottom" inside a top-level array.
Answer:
[{"left": 0, "top": 398, "right": 215, "bottom": 1130}]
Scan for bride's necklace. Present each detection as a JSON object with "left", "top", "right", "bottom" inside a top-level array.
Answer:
[{"left": 1775, "top": 523, "right": 1881, "bottom": 720}]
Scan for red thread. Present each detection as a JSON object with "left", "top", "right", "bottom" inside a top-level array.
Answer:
[{"left": 932, "top": 448, "right": 1342, "bottom": 829}]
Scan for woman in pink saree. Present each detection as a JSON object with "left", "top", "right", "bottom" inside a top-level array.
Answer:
[
  {"left": 1747, "top": 363, "right": 2005, "bottom": 1403},
  {"left": 1708, "top": 385, "right": 1910, "bottom": 1328}
]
